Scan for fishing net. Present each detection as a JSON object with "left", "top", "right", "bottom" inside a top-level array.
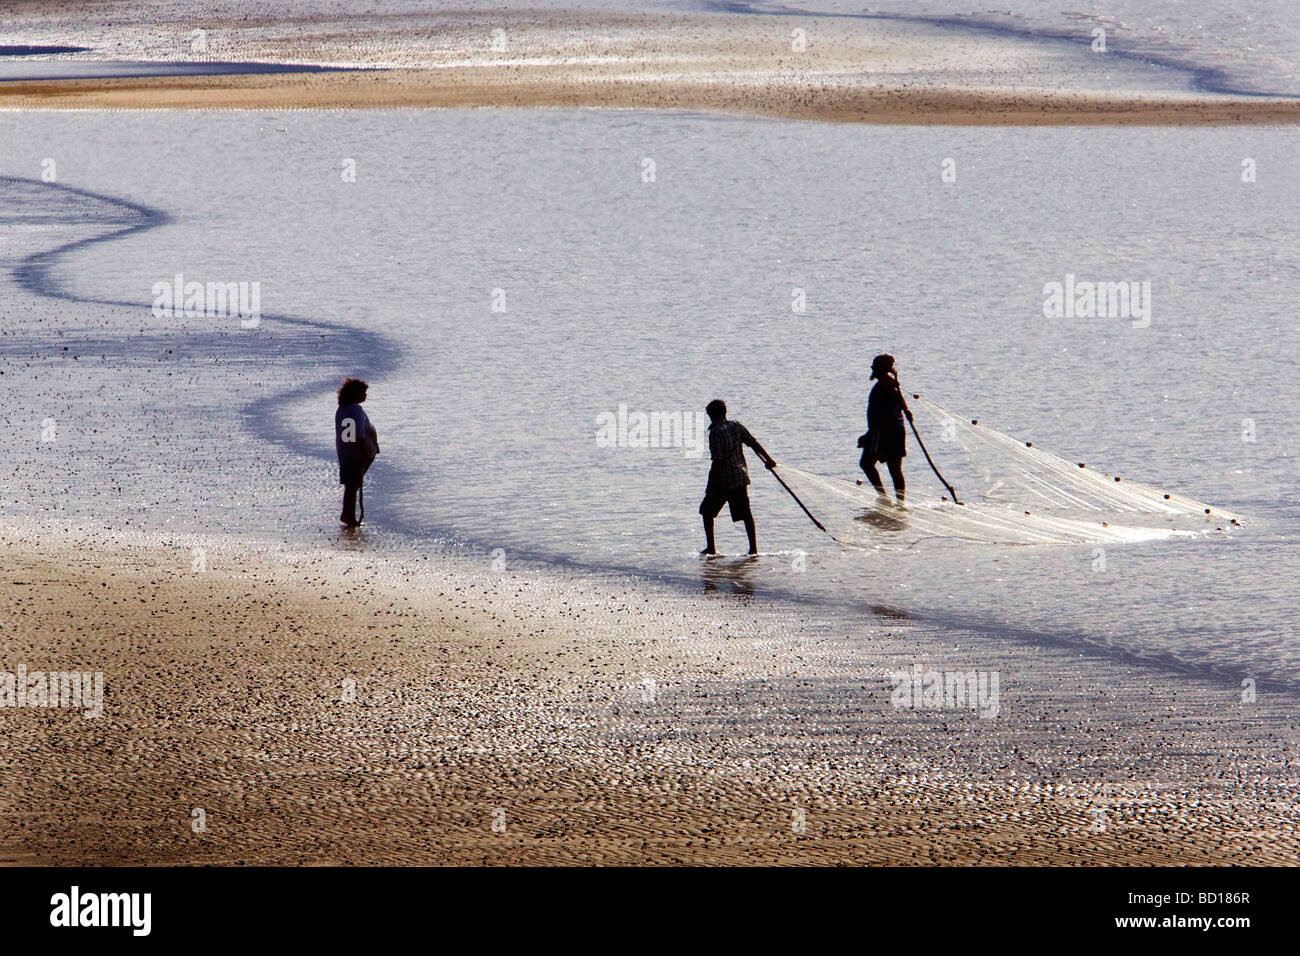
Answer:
[{"left": 775, "top": 396, "right": 1245, "bottom": 550}]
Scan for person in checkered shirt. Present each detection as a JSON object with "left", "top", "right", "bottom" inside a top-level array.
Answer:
[{"left": 699, "top": 399, "right": 776, "bottom": 556}]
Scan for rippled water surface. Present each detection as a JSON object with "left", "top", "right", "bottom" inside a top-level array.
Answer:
[{"left": 1, "top": 109, "right": 1296, "bottom": 686}]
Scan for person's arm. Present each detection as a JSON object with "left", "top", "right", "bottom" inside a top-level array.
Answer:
[
  {"left": 740, "top": 425, "right": 777, "bottom": 469},
  {"left": 890, "top": 375, "right": 914, "bottom": 423},
  {"left": 355, "top": 407, "right": 378, "bottom": 458}
]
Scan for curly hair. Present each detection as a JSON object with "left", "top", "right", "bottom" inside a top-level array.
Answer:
[{"left": 337, "top": 377, "right": 368, "bottom": 406}]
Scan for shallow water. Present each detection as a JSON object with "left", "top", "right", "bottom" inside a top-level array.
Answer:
[
  {"left": 32, "top": 0, "right": 1293, "bottom": 95},
  {"left": 0, "top": 61, "right": 351, "bottom": 81},
  {"left": 0, "top": 109, "right": 1296, "bottom": 689},
  {"left": 9, "top": 0, "right": 1300, "bottom": 97},
  {"left": 685, "top": 0, "right": 1300, "bottom": 96}
]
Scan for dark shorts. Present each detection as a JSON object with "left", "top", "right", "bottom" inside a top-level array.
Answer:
[
  {"left": 860, "top": 448, "right": 906, "bottom": 472},
  {"left": 860, "top": 425, "right": 907, "bottom": 463},
  {"left": 700, "top": 483, "right": 752, "bottom": 523}
]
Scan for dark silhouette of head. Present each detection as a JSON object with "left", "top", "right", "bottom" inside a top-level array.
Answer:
[
  {"left": 706, "top": 399, "right": 727, "bottom": 423},
  {"left": 870, "top": 354, "right": 895, "bottom": 381},
  {"left": 338, "top": 377, "right": 368, "bottom": 406}
]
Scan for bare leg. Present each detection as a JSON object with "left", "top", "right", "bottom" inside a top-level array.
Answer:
[
  {"left": 860, "top": 456, "right": 886, "bottom": 495},
  {"left": 886, "top": 458, "right": 905, "bottom": 504},
  {"left": 701, "top": 516, "right": 717, "bottom": 554},
  {"left": 341, "top": 484, "right": 360, "bottom": 526},
  {"left": 743, "top": 516, "right": 758, "bottom": 555}
]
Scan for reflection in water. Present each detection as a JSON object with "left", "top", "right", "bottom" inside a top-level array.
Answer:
[
  {"left": 854, "top": 506, "right": 908, "bottom": 533},
  {"left": 335, "top": 525, "right": 374, "bottom": 550},
  {"left": 867, "top": 604, "right": 912, "bottom": 622},
  {"left": 701, "top": 554, "right": 758, "bottom": 597}
]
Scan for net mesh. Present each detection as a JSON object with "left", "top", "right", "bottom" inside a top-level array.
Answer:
[{"left": 774, "top": 396, "right": 1245, "bottom": 550}]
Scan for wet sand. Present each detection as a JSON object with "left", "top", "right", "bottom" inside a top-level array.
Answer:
[
  {"left": 5, "top": 69, "right": 1298, "bottom": 125},
  {"left": 2, "top": 529, "right": 1295, "bottom": 865},
  {"left": 2, "top": 9, "right": 1297, "bottom": 123}
]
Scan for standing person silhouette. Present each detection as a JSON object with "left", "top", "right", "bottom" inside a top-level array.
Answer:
[
  {"left": 700, "top": 399, "right": 776, "bottom": 556},
  {"left": 858, "top": 354, "right": 911, "bottom": 505},
  {"left": 335, "top": 377, "right": 379, "bottom": 528}
]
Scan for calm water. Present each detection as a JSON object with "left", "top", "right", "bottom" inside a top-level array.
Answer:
[{"left": 1, "top": 109, "right": 1297, "bottom": 687}]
